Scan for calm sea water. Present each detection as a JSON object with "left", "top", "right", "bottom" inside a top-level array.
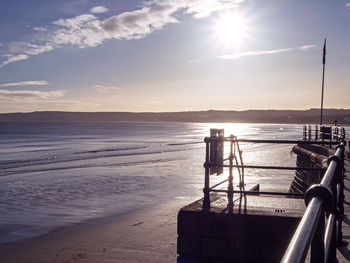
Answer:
[{"left": 0, "top": 122, "right": 337, "bottom": 243}]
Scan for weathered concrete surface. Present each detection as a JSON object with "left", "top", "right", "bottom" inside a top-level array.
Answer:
[
  {"left": 337, "top": 155, "right": 350, "bottom": 262},
  {"left": 177, "top": 193, "right": 305, "bottom": 263}
]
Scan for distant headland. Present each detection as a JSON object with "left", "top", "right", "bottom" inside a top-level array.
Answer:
[{"left": 0, "top": 109, "right": 350, "bottom": 124}]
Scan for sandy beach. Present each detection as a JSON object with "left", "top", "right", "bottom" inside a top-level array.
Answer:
[{"left": 0, "top": 197, "right": 195, "bottom": 263}]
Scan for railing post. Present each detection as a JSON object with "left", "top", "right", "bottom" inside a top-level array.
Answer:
[
  {"left": 315, "top": 125, "right": 319, "bottom": 141},
  {"left": 227, "top": 139, "right": 234, "bottom": 211},
  {"left": 308, "top": 124, "right": 311, "bottom": 141},
  {"left": 322, "top": 126, "right": 325, "bottom": 146},
  {"left": 328, "top": 181, "right": 337, "bottom": 262},
  {"left": 329, "top": 127, "right": 333, "bottom": 148},
  {"left": 337, "top": 180, "right": 345, "bottom": 246},
  {"left": 335, "top": 127, "right": 339, "bottom": 143},
  {"left": 203, "top": 139, "right": 210, "bottom": 209},
  {"left": 336, "top": 141, "right": 347, "bottom": 246},
  {"left": 303, "top": 125, "right": 307, "bottom": 141},
  {"left": 311, "top": 210, "right": 325, "bottom": 262}
]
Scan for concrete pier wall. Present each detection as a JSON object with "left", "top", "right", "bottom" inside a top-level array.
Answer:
[
  {"left": 177, "top": 142, "right": 335, "bottom": 262},
  {"left": 289, "top": 143, "right": 333, "bottom": 193},
  {"left": 177, "top": 194, "right": 305, "bottom": 263}
]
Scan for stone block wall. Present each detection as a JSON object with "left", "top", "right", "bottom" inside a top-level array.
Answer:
[
  {"left": 289, "top": 143, "right": 333, "bottom": 193},
  {"left": 177, "top": 195, "right": 304, "bottom": 263}
]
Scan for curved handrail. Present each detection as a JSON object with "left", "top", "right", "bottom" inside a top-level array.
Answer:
[{"left": 282, "top": 140, "right": 346, "bottom": 263}]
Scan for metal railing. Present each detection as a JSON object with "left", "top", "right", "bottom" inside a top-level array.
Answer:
[
  {"left": 202, "top": 126, "right": 347, "bottom": 262},
  {"left": 281, "top": 139, "right": 346, "bottom": 263},
  {"left": 202, "top": 129, "right": 335, "bottom": 210},
  {"left": 303, "top": 125, "right": 346, "bottom": 147}
]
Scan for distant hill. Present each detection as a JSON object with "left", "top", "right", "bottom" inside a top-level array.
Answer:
[{"left": 0, "top": 109, "right": 350, "bottom": 124}]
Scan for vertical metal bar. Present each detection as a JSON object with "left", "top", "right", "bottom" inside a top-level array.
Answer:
[
  {"left": 311, "top": 210, "right": 325, "bottom": 263},
  {"left": 337, "top": 149, "right": 345, "bottom": 246},
  {"left": 324, "top": 214, "right": 336, "bottom": 262},
  {"left": 330, "top": 214, "right": 337, "bottom": 261},
  {"left": 303, "top": 125, "right": 306, "bottom": 140},
  {"left": 336, "top": 127, "right": 339, "bottom": 143},
  {"left": 320, "top": 38, "right": 326, "bottom": 125},
  {"left": 315, "top": 125, "right": 318, "bottom": 141},
  {"left": 308, "top": 124, "right": 311, "bottom": 141},
  {"left": 322, "top": 126, "right": 325, "bottom": 146},
  {"left": 203, "top": 141, "right": 210, "bottom": 209},
  {"left": 329, "top": 127, "right": 332, "bottom": 148},
  {"left": 328, "top": 181, "right": 337, "bottom": 262},
  {"left": 227, "top": 140, "right": 234, "bottom": 211},
  {"left": 337, "top": 183, "right": 345, "bottom": 246}
]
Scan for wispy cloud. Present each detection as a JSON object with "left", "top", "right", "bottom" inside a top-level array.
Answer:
[
  {"left": 0, "top": 90, "right": 63, "bottom": 100},
  {"left": 94, "top": 85, "right": 121, "bottom": 93},
  {"left": 0, "top": 80, "right": 49, "bottom": 87},
  {"left": 299, "top": 45, "right": 317, "bottom": 51},
  {"left": 90, "top": 6, "right": 109, "bottom": 14},
  {"left": 7, "top": 42, "right": 54, "bottom": 55},
  {"left": 1, "top": 42, "right": 54, "bottom": 67},
  {"left": 33, "top": 27, "right": 49, "bottom": 32},
  {"left": 218, "top": 44, "right": 318, "bottom": 60},
  {"left": 1, "top": 54, "right": 29, "bottom": 67},
  {"left": 346, "top": 2, "right": 350, "bottom": 9},
  {"left": 0, "top": 0, "right": 245, "bottom": 67}
]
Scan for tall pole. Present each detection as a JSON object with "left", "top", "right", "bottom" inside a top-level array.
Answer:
[{"left": 320, "top": 38, "right": 326, "bottom": 125}]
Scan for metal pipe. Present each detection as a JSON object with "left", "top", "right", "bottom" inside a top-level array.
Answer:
[
  {"left": 222, "top": 139, "right": 338, "bottom": 144},
  {"left": 204, "top": 137, "right": 339, "bottom": 145},
  {"left": 324, "top": 214, "right": 336, "bottom": 263},
  {"left": 311, "top": 210, "right": 325, "bottom": 263},
  {"left": 320, "top": 144, "right": 344, "bottom": 187},
  {"left": 320, "top": 161, "right": 338, "bottom": 188},
  {"left": 203, "top": 141, "right": 210, "bottom": 209},
  {"left": 210, "top": 189, "right": 304, "bottom": 197},
  {"left": 337, "top": 182, "right": 345, "bottom": 246},
  {"left": 282, "top": 140, "right": 346, "bottom": 262},
  {"left": 282, "top": 198, "right": 324, "bottom": 263},
  {"left": 219, "top": 164, "right": 325, "bottom": 171},
  {"left": 208, "top": 178, "right": 229, "bottom": 191},
  {"left": 227, "top": 140, "right": 234, "bottom": 208}
]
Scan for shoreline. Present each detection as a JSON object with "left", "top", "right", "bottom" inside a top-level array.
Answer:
[{"left": 0, "top": 196, "right": 196, "bottom": 263}]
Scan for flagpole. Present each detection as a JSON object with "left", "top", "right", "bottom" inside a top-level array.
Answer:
[{"left": 320, "top": 38, "right": 326, "bottom": 125}]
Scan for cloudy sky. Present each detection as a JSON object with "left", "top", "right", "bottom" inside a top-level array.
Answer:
[{"left": 0, "top": 0, "right": 349, "bottom": 113}]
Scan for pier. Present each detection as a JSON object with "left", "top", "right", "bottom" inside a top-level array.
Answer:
[{"left": 177, "top": 125, "right": 349, "bottom": 262}]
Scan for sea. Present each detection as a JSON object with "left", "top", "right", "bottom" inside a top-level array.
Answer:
[{"left": 0, "top": 122, "right": 346, "bottom": 243}]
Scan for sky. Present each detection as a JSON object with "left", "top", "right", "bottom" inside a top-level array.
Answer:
[{"left": 0, "top": 0, "right": 349, "bottom": 113}]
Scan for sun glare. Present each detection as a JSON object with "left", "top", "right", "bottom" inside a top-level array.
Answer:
[{"left": 214, "top": 12, "right": 250, "bottom": 47}]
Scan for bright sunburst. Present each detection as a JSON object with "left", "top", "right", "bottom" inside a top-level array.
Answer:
[{"left": 213, "top": 12, "right": 250, "bottom": 48}]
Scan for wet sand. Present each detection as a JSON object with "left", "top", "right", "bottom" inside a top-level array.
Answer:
[{"left": 0, "top": 197, "right": 195, "bottom": 263}]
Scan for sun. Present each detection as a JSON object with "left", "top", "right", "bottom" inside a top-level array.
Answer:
[{"left": 213, "top": 12, "right": 250, "bottom": 48}]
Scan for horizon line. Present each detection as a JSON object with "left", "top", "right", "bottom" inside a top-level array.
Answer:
[{"left": 1, "top": 108, "right": 349, "bottom": 114}]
